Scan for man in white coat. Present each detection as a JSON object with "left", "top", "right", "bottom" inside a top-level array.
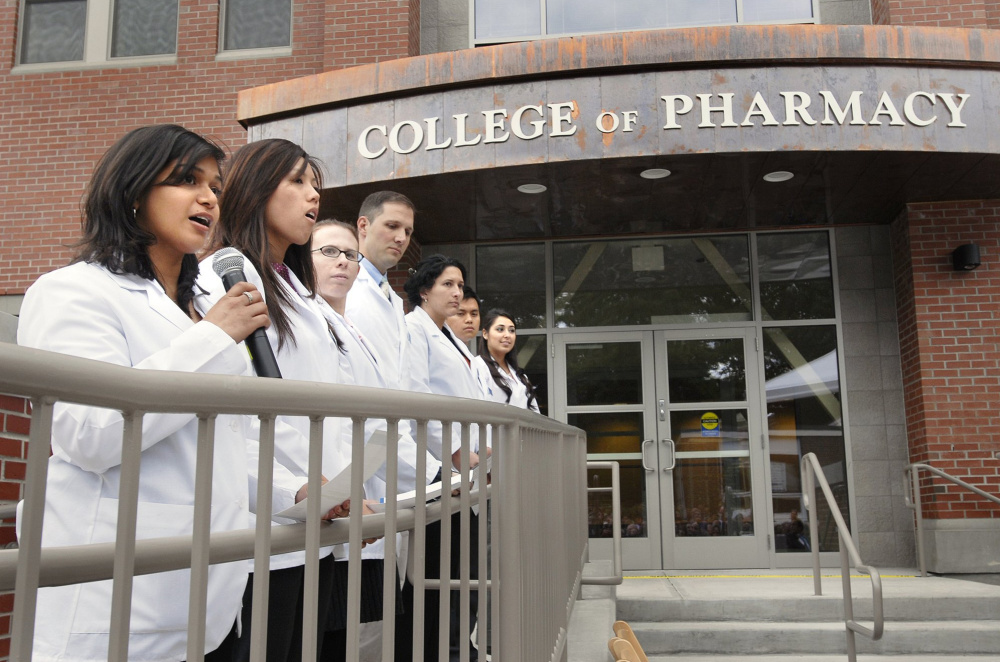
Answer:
[
  {"left": 344, "top": 192, "right": 439, "bottom": 661},
  {"left": 345, "top": 191, "right": 416, "bottom": 391}
]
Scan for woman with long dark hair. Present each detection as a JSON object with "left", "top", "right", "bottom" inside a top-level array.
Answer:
[
  {"left": 16, "top": 124, "right": 282, "bottom": 661},
  {"left": 475, "top": 309, "right": 540, "bottom": 413},
  {"left": 196, "top": 138, "right": 351, "bottom": 662}
]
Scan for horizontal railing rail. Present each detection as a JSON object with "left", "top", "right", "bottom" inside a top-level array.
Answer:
[
  {"left": 903, "top": 462, "right": 1000, "bottom": 577},
  {"left": 0, "top": 341, "right": 587, "bottom": 662},
  {"left": 801, "top": 452, "right": 884, "bottom": 662}
]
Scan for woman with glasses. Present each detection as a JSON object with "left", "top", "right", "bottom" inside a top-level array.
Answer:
[{"left": 310, "top": 219, "right": 431, "bottom": 661}]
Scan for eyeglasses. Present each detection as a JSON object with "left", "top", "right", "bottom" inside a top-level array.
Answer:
[{"left": 312, "top": 245, "right": 363, "bottom": 262}]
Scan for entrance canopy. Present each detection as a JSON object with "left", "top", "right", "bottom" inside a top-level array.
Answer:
[{"left": 238, "top": 24, "right": 1000, "bottom": 242}]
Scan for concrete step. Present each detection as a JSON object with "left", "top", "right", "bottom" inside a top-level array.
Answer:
[
  {"left": 647, "top": 656, "right": 1000, "bottom": 661},
  {"left": 617, "top": 572, "right": 1000, "bottom": 623},
  {"left": 632, "top": 620, "right": 1000, "bottom": 656}
]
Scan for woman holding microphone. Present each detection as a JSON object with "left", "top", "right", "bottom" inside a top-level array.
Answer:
[
  {"left": 16, "top": 125, "right": 302, "bottom": 661},
  {"left": 196, "top": 139, "right": 351, "bottom": 662}
]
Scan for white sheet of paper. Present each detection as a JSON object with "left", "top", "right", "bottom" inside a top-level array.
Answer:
[{"left": 276, "top": 430, "right": 389, "bottom": 520}]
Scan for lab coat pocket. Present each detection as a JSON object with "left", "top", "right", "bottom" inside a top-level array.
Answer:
[{"left": 70, "top": 498, "right": 198, "bottom": 635}]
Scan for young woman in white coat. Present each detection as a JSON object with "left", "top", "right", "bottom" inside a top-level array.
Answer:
[
  {"left": 475, "top": 309, "right": 541, "bottom": 413},
  {"left": 402, "top": 254, "right": 491, "bottom": 661},
  {"left": 196, "top": 139, "right": 351, "bottom": 662},
  {"left": 16, "top": 125, "right": 297, "bottom": 662}
]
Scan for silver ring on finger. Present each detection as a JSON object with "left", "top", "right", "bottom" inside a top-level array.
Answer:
[{"left": 244, "top": 291, "right": 254, "bottom": 304}]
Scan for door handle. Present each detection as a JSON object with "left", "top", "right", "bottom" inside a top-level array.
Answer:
[
  {"left": 661, "top": 438, "right": 676, "bottom": 472},
  {"left": 640, "top": 439, "right": 654, "bottom": 472}
]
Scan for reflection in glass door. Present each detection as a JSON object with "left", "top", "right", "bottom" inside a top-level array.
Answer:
[
  {"left": 556, "top": 333, "right": 661, "bottom": 569},
  {"left": 555, "top": 328, "right": 769, "bottom": 569},
  {"left": 658, "top": 330, "right": 768, "bottom": 569}
]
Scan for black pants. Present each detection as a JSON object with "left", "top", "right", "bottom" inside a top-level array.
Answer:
[
  {"left": 394, "top": 510, "right": 479, "bottom": 661},
  {"left": 234, "top": 555, "right": 336, "bottom": 662}
]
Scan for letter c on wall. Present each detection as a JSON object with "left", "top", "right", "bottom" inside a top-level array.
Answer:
[{"left": 359, "top": 125, "right": 388, "bottom": 159}]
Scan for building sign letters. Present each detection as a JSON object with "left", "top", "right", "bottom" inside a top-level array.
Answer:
[{"left": 358, "top": 89, "right": 971, "bottom": 159}]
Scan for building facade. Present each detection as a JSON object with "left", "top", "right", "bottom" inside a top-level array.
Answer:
[{"left": 1, "top": 6, "right": 1000, "bottom": 643}]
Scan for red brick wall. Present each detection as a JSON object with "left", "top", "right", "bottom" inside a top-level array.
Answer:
[
  {"left": 0, "top": 0, "right": 415, "bottom": 297},
  {"left": 0, "top": 1, "right": 416, "bottom": 656},
  {"left": 891, "top": 200, "right": 1000, "bottom": 519},
  {"left": 871, "top": 0, "right": 892, "bottom": 24},
  {"left": 0, "top": 394, "right": 28, "bottom": 659},
  {"left": 886, "top": 0, "right": 990, "bottom": 27}
]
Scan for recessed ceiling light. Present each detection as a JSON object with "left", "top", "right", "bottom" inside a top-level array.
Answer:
[
  {"left": 763, "top": 170, "right": 794, "bottom": 182},
  {"left": 640, "top": 168, "right": 671, "bottom": 180},
  {"left": 517, "top": 183, "right": 547, "bottom": 194}
]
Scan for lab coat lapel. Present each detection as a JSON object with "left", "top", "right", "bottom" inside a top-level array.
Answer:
[{"left": 105, "top": 271, "right": 193, "bottom": 332}]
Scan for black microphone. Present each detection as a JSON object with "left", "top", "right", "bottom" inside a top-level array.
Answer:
[{"left": 212, "top": 247, "right": 282, "bottom": 379}]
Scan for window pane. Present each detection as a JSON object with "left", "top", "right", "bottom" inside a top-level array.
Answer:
[
  {"left": 476, "top": 243, "right": 546, "bottom": 330},
  {"left": 565, "top": 342, "right": 642, "bottom": 406},
  {"left": 20, "top": 0, "right": 85, "bottom": 64},
  {"left": 475, "top": 0, "right": 540, "bottom": 41},
  {"left": 553, "top": 236, "right": 752, "bottom": 327},
  {"left": 112, "top": 0, "right": 178, "bottom": 57},
  {"left": 757, "top": 231, "right": 834, "bottom": 321},
  {"left": 674, "top": 456, "right": 753, "bottom": 537},
  {"left": 743, "top": 0, "right": 814, "bottom": 22},
  {"left": 548, "top": 0, "right": 735, "bottom": 34},
  {"left": 667, "top": 338, "right": 747, "bottom": 403},
  {"left": 763, "top": 325, "right": 847, "bottom": 553},
  {"left": 224, "top": 0, "right": 291, "bottom": 50},
  {"left": 587, "top": 462, "right": 648, "bottom": 539}
]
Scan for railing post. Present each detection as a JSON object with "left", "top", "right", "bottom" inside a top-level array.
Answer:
[
  {"left": 841, "top": 532, "right": 857, "bottom": 662},
  {"left": 250, "top": 414, "right": 277, "bottom": 662},
  {"left": 108, "top": 410, "right": 145, "bottom": 662},
  {"left": 497, "top": 422, "right": 523, "bottom": 662},
  {"left": 802, "top": 456, "right": 821, "bottom": 596},
  {"left": 908, "top": 466, "right": 927, "bottom": 577},
  {"left": 186, "top": 413, "right": 218, "bottom": 662},
  {"left": 10, "top": 396, "right": 55, "bottom": 662}
]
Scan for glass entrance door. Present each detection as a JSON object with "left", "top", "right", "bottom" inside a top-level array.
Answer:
[{"left": 555, "top": 328, "right": 770, "bottom": 569}]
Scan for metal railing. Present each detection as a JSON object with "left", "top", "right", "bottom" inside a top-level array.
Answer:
[
  {"left": 0, "top": 341, "right": 587, "bottom": 662},
  {"left": 801, "top": 452, "right": 884, "bottom": 662},
  {"left": 581, "top": 461, "right": 622, "bottom": 586},
  {"left": 903, "top": 462, "right": 1000, "bottom": 577}
]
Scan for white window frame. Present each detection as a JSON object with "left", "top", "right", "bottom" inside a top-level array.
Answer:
[
  {"left": 15, "top": 0, "right": 177, "bottom": 73},
  {"left": 469, "top": 0, "right": 821, "bottom": 48},
  {"left": 215, "top": 0, "right": 293, "bottom": 62}
]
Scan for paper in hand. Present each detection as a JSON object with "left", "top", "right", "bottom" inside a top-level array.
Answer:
[{"left": 276, "top": 430, "right": 389, "bottom": 520}]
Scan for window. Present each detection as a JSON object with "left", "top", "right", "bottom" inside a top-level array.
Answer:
[
  {"left": 111, "top": 0, "right": 178, "bottom": 58},
  {"left": 19, "top": 0, "right": 86, "bottom": 64},
  {"left": 18, "top": 0, "right": 178, "bottom": 67},
  {"left": 473, "top": 0, "right": 817, "bottom": 45},
  {"left": 221, "top": 0, "right": 291, "bottom": 52}
]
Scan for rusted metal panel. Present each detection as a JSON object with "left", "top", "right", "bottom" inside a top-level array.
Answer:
[{"left": 237, "top": 26, "right": 1000, "bottom": 125}]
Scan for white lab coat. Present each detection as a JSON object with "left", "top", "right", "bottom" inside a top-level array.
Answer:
[
  {"left": 404, "top": 306, "right": 489, "bottom": 466},
  {"left": 16, "top": 261, "right": 297, "bottom": 662},
  {"left": 318, "top": 303, "right": 436, "bottom": 563},
  {"left": 345, "top": 261, "right": 408, "bottom": 390},
  {"left": 472, "top": 355, "right": 541, "bottom": 413},
  {"left": 195, "top": 255, "right": 343, "bottom": 570}
]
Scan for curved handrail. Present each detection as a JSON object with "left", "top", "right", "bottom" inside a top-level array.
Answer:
[
  {"left": 903, "top": 462, "right": 1000, "bottom": 577},
  {"left": 801, "top": 452, "right": 884, "bottom": 661},
  {"left": 0, "top": 341, "right": 587, "bottom": 662}
]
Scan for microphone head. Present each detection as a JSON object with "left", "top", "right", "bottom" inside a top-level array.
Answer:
[{"left": 212, "top": 247, "right": 245, "bottom": 278}]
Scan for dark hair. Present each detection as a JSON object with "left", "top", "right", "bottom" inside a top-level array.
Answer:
[
  {"left": 402, "top": 254, "right": 467, "bottom": 309},
  {"left": 477, "top": 308, "right": 537, "bottom": 409},
  {"left": 207, "top": 138, "right": 325, "bottom": 350},
  {"left": 358, "top": 190, "right": 415, "bottom": 225},
  {"left": 74, "top": 124, "right": 225, "bottom": 312},
  {"left": 462, "top": 285, "right": 479, "bottom": 304},
  {"left": 313, "top": 217, "right": 358, "bottom": 240}
]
